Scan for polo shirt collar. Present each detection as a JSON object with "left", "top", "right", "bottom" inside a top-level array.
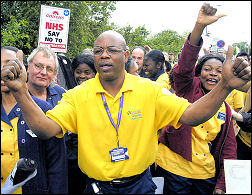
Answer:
[
  {"left": 47, "top": 86, "right": 58, "bottom": 96},
  {"left": 94, "top": 71, "right": 134, "bottom": 95},
  {"left": 1, "top": 104, "right": 9, "bottom": 125},
  {"left": 1, "top": 103, "right": 21, "bottom": 127},
  {"left": 120, "top": 71, "right": 135, "bottom": 93}
]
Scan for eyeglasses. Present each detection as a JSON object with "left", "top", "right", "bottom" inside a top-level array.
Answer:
[
  {"left": 132, "top": 56, "right": 143, "bottom": 60},
  {"left": 32, "top": 62, "right": 55, "bottom": 73},
  {"left": 93, "top": 47, "right": 126, "bottom": 56}
]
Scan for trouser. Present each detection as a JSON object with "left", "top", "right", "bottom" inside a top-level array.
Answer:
[
  {"left": 83, "top": 168, "right": 157, "bottom": 194},
  {"left": 68, "top": 159, "right": 87, "bottom": 194},
  {"left": 155, "top": 165, "right": 216, "bottom": 194},
  {"left": 236, "top": 135, "right": 251, "bottom": 160}
]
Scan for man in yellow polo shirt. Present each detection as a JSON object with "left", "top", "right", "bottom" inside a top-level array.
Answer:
[{"left": 1, "top": 8, "right": 251, "bottom": 193}]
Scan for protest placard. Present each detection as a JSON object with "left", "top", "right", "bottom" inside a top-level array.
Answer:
[{"left": 38, "top": 5, "right": 70, "bottom": 53}]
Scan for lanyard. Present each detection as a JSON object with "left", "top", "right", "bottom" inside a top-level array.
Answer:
[{"left": 101, "top": 92, "right": 124, "bottom": 148}]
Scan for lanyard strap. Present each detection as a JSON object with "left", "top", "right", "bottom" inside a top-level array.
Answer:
[{"left": 101, "top": 92, "right": 124, "bottom": 148}]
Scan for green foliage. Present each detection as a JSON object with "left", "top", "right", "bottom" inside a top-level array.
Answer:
[
  {"left": 1, "top": 16, "right": 32, "bottom": 53},
  {"left": 232, "top": 42, "right": 249, "bottom": 56},
  {"left": 116, "top": 25, "right": 150, "bottom": 50},
  {"left": 115, "top": 25, "right": 185, "bottom": 62},
  {"left": 146, "top": 29, "right": 186, "bottom": 61}
]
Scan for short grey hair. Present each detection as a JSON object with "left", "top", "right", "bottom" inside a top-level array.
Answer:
[
  {"left": 27, "top": 46, "right": 59, "bottom": 87},
  {"left": 82, "top": 48, "right": 93, "bottom": 55}
]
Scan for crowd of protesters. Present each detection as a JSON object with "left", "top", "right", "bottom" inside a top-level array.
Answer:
[{"left": 1, "top": 2, "right": 251, "bottom": 194}]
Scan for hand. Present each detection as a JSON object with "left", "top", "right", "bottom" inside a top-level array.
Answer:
[
  {"left": 190, "top": 3, "right": 226, "bottom": 46},
  {"left": 213, "top": 188, "right": 225, "bottom": 194},
  {"left": 220, "top": 45, "right": 251, "bottom": 90},
  {"left": 203, "top": 48, "right": 210, "bottom": 55},
  {"left": 197, "top": 3, "right": 226, "bottom": 26},
  {"left": 144, "top": 45, "right": 152, "bottom": 52},
  {"left": 1, "top": 50, "right": 27, "bottom": 93},
  {"left": 230, "top": 107, "right": 243, "bottom": 122}
]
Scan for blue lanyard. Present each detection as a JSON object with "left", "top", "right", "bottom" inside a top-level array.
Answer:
[{"left": 101, "top": 92, "right": 124, "bottom": 148}]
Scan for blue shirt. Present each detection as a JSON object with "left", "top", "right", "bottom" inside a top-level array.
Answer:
[
  {"left": 46, "top": 84, "right": 67, "bottom": 107},
  {"left": 1, "top": 96, "right": 68, "bottom": 194}
]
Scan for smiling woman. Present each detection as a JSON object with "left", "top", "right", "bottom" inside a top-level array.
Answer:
[
  {"left": 195, "top": 54, "right": 225, "bottom": 92},
  {"left": 143, "top": 49, "right": 166, "bottom": 81},
  {"left": 71, "top": 53, "right": 96, "bottom": 85}
]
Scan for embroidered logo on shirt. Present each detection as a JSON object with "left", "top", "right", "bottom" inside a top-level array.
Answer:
[
  {"left": 217, "top": 112, "right": 226, "bottom": 121},
  {"left": 26, "top": 130, "right": 37, "bottom": 137},
  {"left": 127, "top": 110, "right": 142, "bottom": 120}
]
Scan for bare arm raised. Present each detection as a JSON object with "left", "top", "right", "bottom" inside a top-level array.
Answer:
[{"left": 1, "top": 50, "right": 61, "bottom": 139}]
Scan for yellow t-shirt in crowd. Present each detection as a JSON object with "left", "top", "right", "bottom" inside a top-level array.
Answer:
[
  {"left": 238, "top": 87, "right": 251, "bottom": 147},
  {"left": 225, "top": 89, "right": 244, "bottom": 110},
  {"left": 46, "top": 72, "right": 190, "bottom": 181},
  {"left": 156, "top": 72, "right": 171, "bottom": 90},
  {"left": 156, "top": 103, "right": 226, "bottom": 179},
  {"left": 1, "top": 117, "right": 22, "bottom": 194}
]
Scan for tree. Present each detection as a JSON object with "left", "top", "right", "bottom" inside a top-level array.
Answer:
[
  {"left": 114, "top": 25, "right": 186, "bottom": 61},
  {"left": 1, "top": 1, "right": 43, "bottom": 55},
  {"left": 1, "top": 16, "right": 32, "bottom": 54},
  {"left": 116, "top": 25, "right": 150, "bottom": 50},
  {"left": 146, "top": 29, "right": 186, "bottom": 61}
]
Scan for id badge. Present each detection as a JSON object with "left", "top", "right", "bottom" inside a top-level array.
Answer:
[{"left": 109, "top": 147, "right": 129, "bottom": 162}]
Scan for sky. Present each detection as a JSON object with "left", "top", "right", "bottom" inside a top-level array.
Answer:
[{"left": 109, "top": 1, "right": 251, "bottom": 53}]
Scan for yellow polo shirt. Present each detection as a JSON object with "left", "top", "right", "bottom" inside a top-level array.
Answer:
[
  {"left": 156, "top": 103, "right": 226, "bottom": 179},
  {"left": 225, "top": 89, "right": 245, "bottom": 136},
  {"left": 225, "top": 89, "right": 244, "bottom": 110},
  {"left": 1, "top": 117, "right": 21, "bottom": 194},
  {"left": 46, "top": 72, "right": 190, "bottom": 181},
  {"left": 156, "top": 72, "right": 171, "bottom": 90}
]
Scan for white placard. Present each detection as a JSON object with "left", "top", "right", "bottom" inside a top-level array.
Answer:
[
  {"left": 38, "top": 5, "right": 70, "bottom": 53},
  {"left": 224, "top": 159, "right": 251, "bottom": 194}
]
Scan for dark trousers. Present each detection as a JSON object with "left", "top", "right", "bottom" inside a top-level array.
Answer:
[
  {"left": 236, "top": 135, "right": 251, "bottom": 160},
  {"left": 68, "top": 159, "right": 87, "bottom": 194},
  {"left": 83, "top": 169, "right": 157, "bottom": 194},
  {"left": 155, "top": 165, "right": 216, "bottom": 194}
]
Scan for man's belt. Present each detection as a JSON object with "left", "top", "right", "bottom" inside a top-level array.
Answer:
[{"left": 101, "top": 169, "right": 148, "bottom": 188}]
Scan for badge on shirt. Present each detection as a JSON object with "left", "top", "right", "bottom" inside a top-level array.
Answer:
[
  {"left": 109, "top": 147, "right": 129, "bottom": 162},
  {"left": 217, "top": 112, "right": 226, "bottom": 121},
  {"left": 26, "top": 130, "right": 37, "bottom": 137},
  {"left": 161, "top": 88, "right": 172, "bottom": 96}
]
